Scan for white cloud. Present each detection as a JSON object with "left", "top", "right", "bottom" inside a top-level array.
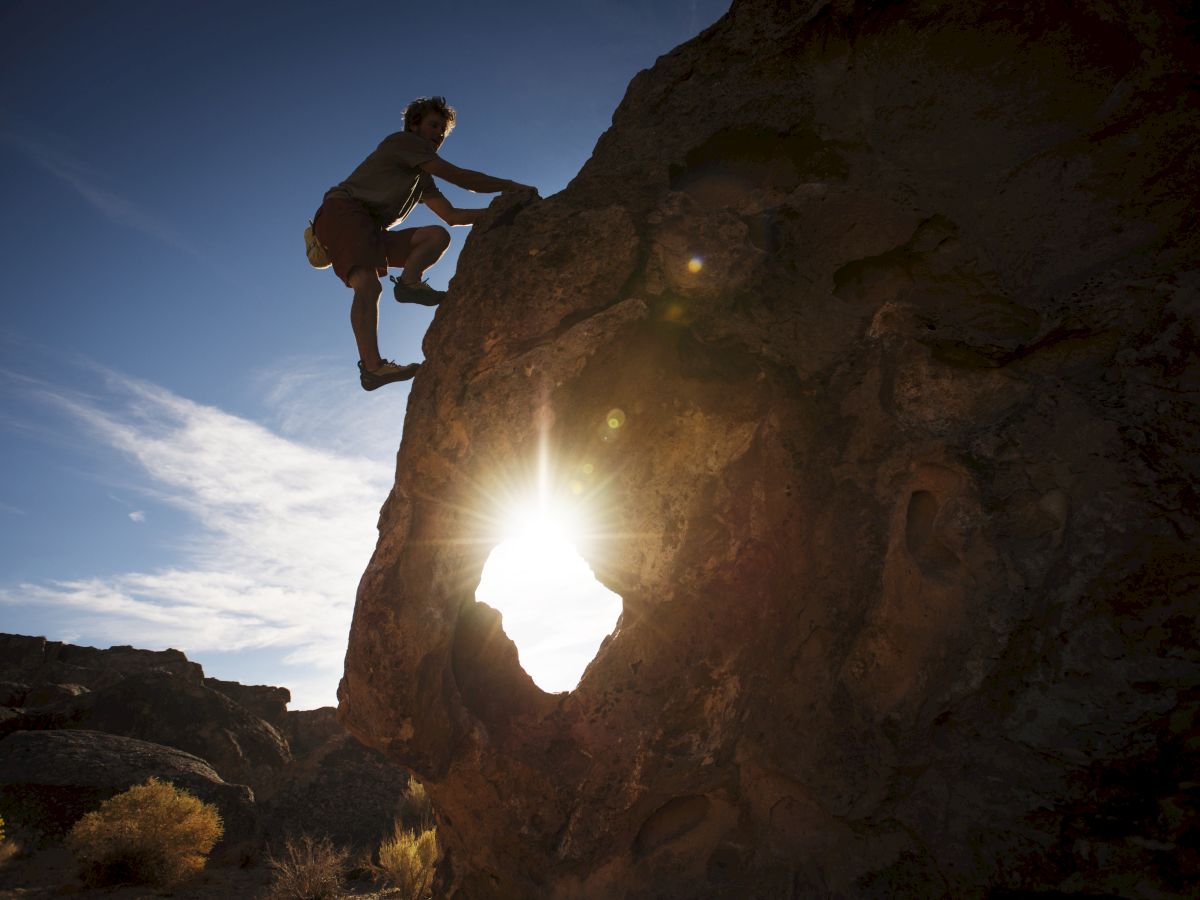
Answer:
[
  {"left": 128, "top": 510, "right": 146, "bottom": 522},
  {"left": 0, "top": 366, "right": 396, "bottom": 708},
  {"left": 254, "top": 354, "right": 407, "bottom": 463}
]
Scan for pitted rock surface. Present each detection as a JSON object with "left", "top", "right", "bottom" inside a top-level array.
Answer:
[{"left": 339, "top": 1, "right": 1200, "bottom": 897}]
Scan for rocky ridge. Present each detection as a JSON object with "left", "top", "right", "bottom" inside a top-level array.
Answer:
[
  {"left": 0, "top": 633, "right": 409, "bottom": 854},
  {"left": 338, "top": 1, "right": 1200, "bottom": 897}
]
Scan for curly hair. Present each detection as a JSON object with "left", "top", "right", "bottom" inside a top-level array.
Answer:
[{"left": 403, "top": 96, "right": 456, "bottom": 135}]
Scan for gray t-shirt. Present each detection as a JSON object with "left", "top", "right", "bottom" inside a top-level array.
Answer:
[{"left": 324, "top": 131, "right": 446, "bottom": 228}]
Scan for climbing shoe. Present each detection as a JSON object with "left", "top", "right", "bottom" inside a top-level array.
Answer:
[
  {"left": 391, "top": 275, "right": 446, "bottom": 306},
  {"left": 359, "top": 359, "right": 420, "bottom": 391}
]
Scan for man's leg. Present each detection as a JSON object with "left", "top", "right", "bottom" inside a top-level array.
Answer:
[
  {"left": 348, "top": 266, "right": 419, "bottom": 390},
  {"left": 396, "top": 225, "right": 451, "bottom": 285},
  {"left": 348, "top": 266, "right": 384, "bottom": 369}
]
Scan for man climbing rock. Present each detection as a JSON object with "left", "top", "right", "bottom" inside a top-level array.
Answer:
[{"left": 311, "top": 96, "right": 532, "bottom": 391}]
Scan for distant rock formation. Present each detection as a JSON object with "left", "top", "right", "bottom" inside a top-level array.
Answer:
[
  {"left": 1, "top": 671, "right": 293, "bottom": 790},
  {"left": 338, "top": 1, "right": 1200, "bottom": 897},
  {"left": 0, "top": 633, "right": 409, "bottom": 852}
]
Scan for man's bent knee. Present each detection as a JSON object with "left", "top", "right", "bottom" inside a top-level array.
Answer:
[
  {"left": 347, "top": 267, "right": 382, "bottom": 298},
  {"left": 419, "top": 225, "right": 451, "bottom": 249}
]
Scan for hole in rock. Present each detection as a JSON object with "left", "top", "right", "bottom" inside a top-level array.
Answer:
[{"left": 475, "top": 509, "right": 622, "bottom": 694}]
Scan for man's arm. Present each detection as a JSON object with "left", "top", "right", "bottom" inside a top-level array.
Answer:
[
  {"left": 424, "top": 195, "right": 485, "bottom": 227},
  {"left": 419, "top": 157, "right": 531, "bottom": 194}
]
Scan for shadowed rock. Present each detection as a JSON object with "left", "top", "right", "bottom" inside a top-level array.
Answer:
[
  {"left": 259, "top": 707, "right": 411, "bottom": 850},
  {"left": 338, "top": 0, "right": 1200, "bottom": 897},
  {"left": 205, "top": 676, "right": 291, "bottom": 727}
]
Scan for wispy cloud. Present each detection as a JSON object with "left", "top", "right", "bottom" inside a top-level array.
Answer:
[
  {"left": 254, "top": 354, "right": 406, "bottom": 463},
  {"left": 0, "top": 365, "right": 399, "bottom": 707},
  {"left": 128, "top": 510, "right": 145, "bottom": 522},
  {"left": 1, "top": 129, "right": 205, "bottom": 262}
]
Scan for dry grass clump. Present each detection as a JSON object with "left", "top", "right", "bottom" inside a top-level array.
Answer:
[
  {"left": 377, "top": 822, "right": 438, "bottom": 900},
  {"left": 266, "top": 833, "right": 349, "bottom": 900},
  {"left": 65, "top": 778, "right": 223, "bottom": 886},
  {"left": 399, "top": 778, "right": 434, "bottom": 830}
]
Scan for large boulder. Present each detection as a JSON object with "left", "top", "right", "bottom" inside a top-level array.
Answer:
[
  {"left": 0, "top": 729, "right": 256, "bottom": 841},
  {"left": 338, "top": 1, "right": 1200, "bottom": 897}
]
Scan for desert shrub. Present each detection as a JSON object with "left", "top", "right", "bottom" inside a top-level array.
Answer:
[
  {"left": 377, "top": 823, "right": 438, "bottom": 900},
  {"left": 65, "top": 778, "right": 223, "bottom": 886},
  {"left": 266, "top": 833, "right": 349, "bottom": 900},
  {"left": 399, "top": 777, "right": 434, "bottom": 830}
]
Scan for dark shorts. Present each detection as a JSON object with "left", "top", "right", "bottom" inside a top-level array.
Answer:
[{"left": 312, "top": 196, "right": 419, "bottom": 287}]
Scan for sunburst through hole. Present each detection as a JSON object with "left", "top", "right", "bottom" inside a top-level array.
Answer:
[{"left": 474, "top": 435, "right": 623, "bottom": 694}]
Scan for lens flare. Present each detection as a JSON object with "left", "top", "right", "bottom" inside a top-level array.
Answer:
[
  {"left": 663, "top": 302, "right": 685, "bottom": 322},
  {"left": 687, "top": 256, "right": 703, "bottom": 273}
]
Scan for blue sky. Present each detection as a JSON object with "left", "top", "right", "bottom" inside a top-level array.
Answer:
[{"left": 0, "top": 0, "right": 728, "bottom": 707}]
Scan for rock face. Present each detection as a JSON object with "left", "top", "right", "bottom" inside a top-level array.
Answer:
[{"left": 338, "top": 1, "right": 1200, "bottom": 897}]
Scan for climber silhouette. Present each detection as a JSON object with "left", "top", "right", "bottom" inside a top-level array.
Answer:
[{"left": 310, "top": 96, "right": 533, "bottom": 391}]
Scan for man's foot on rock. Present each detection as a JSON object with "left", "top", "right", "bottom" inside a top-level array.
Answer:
[
  {"left": 359, "top": 359, "right": 420, "bottom": 391},
  {"left": 391, "top": 276, "right": 446, "bottom": 306}
]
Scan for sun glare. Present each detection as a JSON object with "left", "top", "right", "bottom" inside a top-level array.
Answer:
[{"left": 475, "top": 498, "right": 622, "bottom": 694}]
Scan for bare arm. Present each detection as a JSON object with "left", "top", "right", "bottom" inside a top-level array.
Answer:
[
  {"left": 419, "top": 157, "right": 530, "bottom": 194},
  {"left": 424, "top": 195, "right": 484, "bottom": 227}
]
